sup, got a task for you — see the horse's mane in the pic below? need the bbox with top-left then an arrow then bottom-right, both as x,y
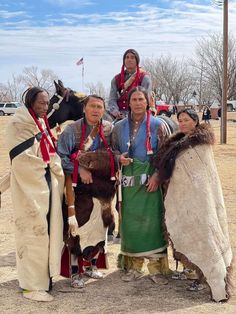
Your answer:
75,91 -> 86,98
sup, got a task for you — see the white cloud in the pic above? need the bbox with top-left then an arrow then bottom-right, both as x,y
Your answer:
1,1 -> 236,92
44,0 -> 95,7
0,10 -> 27,19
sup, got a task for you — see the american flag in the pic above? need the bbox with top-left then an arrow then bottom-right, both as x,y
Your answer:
76,57 -> 83,66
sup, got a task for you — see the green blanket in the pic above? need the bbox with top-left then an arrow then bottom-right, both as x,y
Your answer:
121,159 -> 167,256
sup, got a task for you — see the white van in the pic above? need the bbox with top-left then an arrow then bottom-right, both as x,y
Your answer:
227,100 -> 236,111
0,102 -> 22,116
211,100 -> 236,112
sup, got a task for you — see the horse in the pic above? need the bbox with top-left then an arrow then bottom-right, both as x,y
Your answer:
47,80 -> 85,129
48,80 -> 113,130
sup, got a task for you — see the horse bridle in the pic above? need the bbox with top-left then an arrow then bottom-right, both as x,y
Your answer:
47,87 -> 73,119
47,93 -> 64,118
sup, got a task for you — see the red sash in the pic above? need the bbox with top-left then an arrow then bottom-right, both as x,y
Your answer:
115,69 -> 146,111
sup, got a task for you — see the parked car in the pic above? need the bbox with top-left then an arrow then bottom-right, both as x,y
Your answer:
226,100 -> 236,111
155,100 -> 173,117
0,102 -> 22,116
211,100 -> 236,112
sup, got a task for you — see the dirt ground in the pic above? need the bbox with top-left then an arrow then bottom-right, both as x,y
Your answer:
0,114 -> 236,314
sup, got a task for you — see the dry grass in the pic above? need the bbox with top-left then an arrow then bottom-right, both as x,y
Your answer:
0,114 -> 236,313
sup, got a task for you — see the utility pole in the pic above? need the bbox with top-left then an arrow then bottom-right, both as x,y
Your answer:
221,0 -> 228,144
212,0 -> 228,143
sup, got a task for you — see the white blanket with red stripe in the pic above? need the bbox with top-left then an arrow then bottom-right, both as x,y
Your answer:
5,106 -> 65,291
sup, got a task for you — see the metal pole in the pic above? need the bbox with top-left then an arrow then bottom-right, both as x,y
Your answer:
82,64 -> 85,92
221,0 -> 228,144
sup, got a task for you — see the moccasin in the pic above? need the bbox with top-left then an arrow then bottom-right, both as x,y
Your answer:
23,291 -> 54,302
121,269 -> 145,282
149,274 -> 168,285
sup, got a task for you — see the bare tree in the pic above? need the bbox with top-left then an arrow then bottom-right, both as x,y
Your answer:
0,75 -> 25,102
142,56 -> 194,105
85,81 -> 106,99
190,56 -> 215,111
0,83 -> 9,101
192,33 -> 236,104
7,74 -> 26,102
18,66 -> 58,96
0,66 -> 59,102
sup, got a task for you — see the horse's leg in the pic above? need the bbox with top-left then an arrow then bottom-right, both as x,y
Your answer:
115,199 -> 121,240
70,254 -> 85,288
99,199 -> 114,227
107,221 -> 115,238
69,193 -> 93,288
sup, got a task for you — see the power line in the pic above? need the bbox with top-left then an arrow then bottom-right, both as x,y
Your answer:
211,0 -> 224,7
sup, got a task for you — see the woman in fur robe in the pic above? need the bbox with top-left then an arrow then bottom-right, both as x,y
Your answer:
154,108 -> 233,302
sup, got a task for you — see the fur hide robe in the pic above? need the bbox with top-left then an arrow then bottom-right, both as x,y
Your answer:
154,124 -> 233,302
63,150 -> 117,260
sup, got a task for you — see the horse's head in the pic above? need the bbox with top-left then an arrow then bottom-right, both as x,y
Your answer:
47,80 -> 86,128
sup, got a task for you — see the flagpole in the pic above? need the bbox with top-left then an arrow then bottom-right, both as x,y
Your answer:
82,63 -> 84,92
76,57 -> 84,92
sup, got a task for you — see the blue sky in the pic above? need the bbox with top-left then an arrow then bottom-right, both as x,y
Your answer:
1,0 -> 236,92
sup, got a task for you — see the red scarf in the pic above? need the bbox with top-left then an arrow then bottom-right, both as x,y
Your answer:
120,65 -> 140,91
71,121 -> 116,186
29,108 -> 56,164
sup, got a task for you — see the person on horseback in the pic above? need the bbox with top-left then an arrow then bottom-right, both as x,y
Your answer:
57,95 -> 116,289
108,49 -> 152,120
5,87 -> 64,302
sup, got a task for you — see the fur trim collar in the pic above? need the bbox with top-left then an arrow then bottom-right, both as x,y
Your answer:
153,124 -> 215,183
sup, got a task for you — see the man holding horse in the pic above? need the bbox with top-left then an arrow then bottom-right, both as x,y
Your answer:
108,49 -> 152,120
57,94 -> 116,288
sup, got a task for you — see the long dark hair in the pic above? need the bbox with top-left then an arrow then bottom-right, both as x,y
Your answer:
22,87 -> 48,109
